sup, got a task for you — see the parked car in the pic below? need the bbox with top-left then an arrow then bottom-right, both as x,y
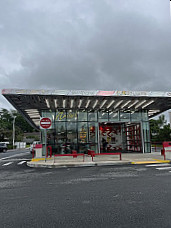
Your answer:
0,143 -> 7,152
30,141 -> 40,154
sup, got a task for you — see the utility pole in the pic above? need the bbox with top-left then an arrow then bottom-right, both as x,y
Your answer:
13,116 -> 16,149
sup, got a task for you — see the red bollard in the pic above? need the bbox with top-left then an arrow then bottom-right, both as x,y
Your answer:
88,149 -> 91,155
46,146 -> 52,157
72,150 -> 77,158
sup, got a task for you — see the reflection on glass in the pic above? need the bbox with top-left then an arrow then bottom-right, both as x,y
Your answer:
109,112 -> 118,121
78,122 -> 88,153
120,112 -> 130,121
131,112 -> 141,121
67,122 -> 77,152
78,122 -> 87,143
88,122 -> 97,143
55,122 -> 66,154
98,111 -> 108,122
88,111 -> 97,121
141,111 -> 148,121
78,110 -> 87,121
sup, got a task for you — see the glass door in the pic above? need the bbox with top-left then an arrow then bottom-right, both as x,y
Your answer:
99,123 -> 123,153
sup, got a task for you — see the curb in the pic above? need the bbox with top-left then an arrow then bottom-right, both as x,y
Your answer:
27,161 -> 131,168
27,158 -> 171,169
131,160 -> 171,165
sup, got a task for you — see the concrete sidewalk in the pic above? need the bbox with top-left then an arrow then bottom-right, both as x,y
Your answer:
27,152 -> 170,168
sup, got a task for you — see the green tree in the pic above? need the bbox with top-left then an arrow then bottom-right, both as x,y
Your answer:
150,115 -> 171,142
0,109 -> 34,142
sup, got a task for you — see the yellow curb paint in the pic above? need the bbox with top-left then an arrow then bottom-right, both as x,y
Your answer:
31,158 -> 53,162
131,160 -> 170,165
154,159 -> 170,163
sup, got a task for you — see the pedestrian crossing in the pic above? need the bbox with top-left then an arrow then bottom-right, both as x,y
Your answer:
1,160 -> 27,167
2,162 -> 13,166
145,163 -> 171,172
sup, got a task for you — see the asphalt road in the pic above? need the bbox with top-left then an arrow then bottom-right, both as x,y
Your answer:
0,150 -> 171,228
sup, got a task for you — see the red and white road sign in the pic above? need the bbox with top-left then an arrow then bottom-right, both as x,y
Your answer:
40,117 -> 52,129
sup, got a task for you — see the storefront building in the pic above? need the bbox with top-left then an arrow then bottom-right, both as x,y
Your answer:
2,89 -> 171,155
42,109 -> 149,154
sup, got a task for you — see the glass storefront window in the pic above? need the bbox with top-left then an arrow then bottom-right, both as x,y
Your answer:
40,106 -> 151,155
131,112 -> 141,121
88,111 -> 97,121
120,112 -> 130,122
55,122 -> 67,154
67,110 -> 77,121
56,122 -> 66,143
67,122 -> 77,152
78,122 -> 88,143
98,111 -> 108,122
109,112 -> 118,121
78,122 -> 88,153
78,110 -> 87,121
88,122 -> 98,143
55,111 -> 66,121
141,111 -> 148,121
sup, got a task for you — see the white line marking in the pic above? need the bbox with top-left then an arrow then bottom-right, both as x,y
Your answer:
146,164 -> 170,167
156,167 -> 171,170
17,161 -> 26,165
2,162 -> 13,166
0,152 -> 29,161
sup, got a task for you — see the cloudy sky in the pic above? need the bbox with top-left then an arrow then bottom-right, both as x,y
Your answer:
0,0 -> 171,110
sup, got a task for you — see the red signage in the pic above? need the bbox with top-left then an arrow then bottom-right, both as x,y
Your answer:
97,91 -> 115,96
40,117 -> 52,129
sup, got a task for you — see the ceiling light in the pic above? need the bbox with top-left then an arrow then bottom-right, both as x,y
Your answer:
85,99 -> 91,108
93,99 -> 98,109
100,100 -> 107,109
78,99 -> 82,108
54,99 -> 57,108
63,99 -> 66,108
121,100 -> 131,109
135,100 -> 146,109
45,99 -> 50,108
70,99 -> 74,109
107,100 -> 115,109
114,100 -> 123,109
142,100 -> 154,109
25,109 -> 39,113
128,100 -> 139,109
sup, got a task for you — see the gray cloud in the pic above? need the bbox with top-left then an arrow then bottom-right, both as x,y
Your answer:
0,0 -> 171,110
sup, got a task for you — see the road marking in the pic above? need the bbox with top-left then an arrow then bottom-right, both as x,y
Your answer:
17,161 -> 26,165
2,162 -> 13,166
146,164 -> 170,167
156,167 -> 171,170
0,152 -> 29,161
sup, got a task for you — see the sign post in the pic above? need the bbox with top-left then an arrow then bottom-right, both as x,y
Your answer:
40,117 -> 52,162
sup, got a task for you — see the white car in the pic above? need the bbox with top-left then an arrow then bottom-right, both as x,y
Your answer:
30,141 -> 40,153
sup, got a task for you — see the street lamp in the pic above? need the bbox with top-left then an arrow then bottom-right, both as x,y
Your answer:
13,116 -> 16,149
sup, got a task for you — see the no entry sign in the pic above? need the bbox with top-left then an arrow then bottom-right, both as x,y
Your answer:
40,117 -> 52,129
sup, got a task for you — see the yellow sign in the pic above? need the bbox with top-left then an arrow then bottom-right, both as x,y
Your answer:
55,111 -> 77,121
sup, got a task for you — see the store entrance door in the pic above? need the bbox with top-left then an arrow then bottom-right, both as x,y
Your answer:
99,122 -> 142,153
99,123 -> 123,153
124,123 -> 142,152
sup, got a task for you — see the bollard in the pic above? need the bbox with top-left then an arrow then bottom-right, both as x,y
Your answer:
46,146 -> 52,158
72,150 -> 77,158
